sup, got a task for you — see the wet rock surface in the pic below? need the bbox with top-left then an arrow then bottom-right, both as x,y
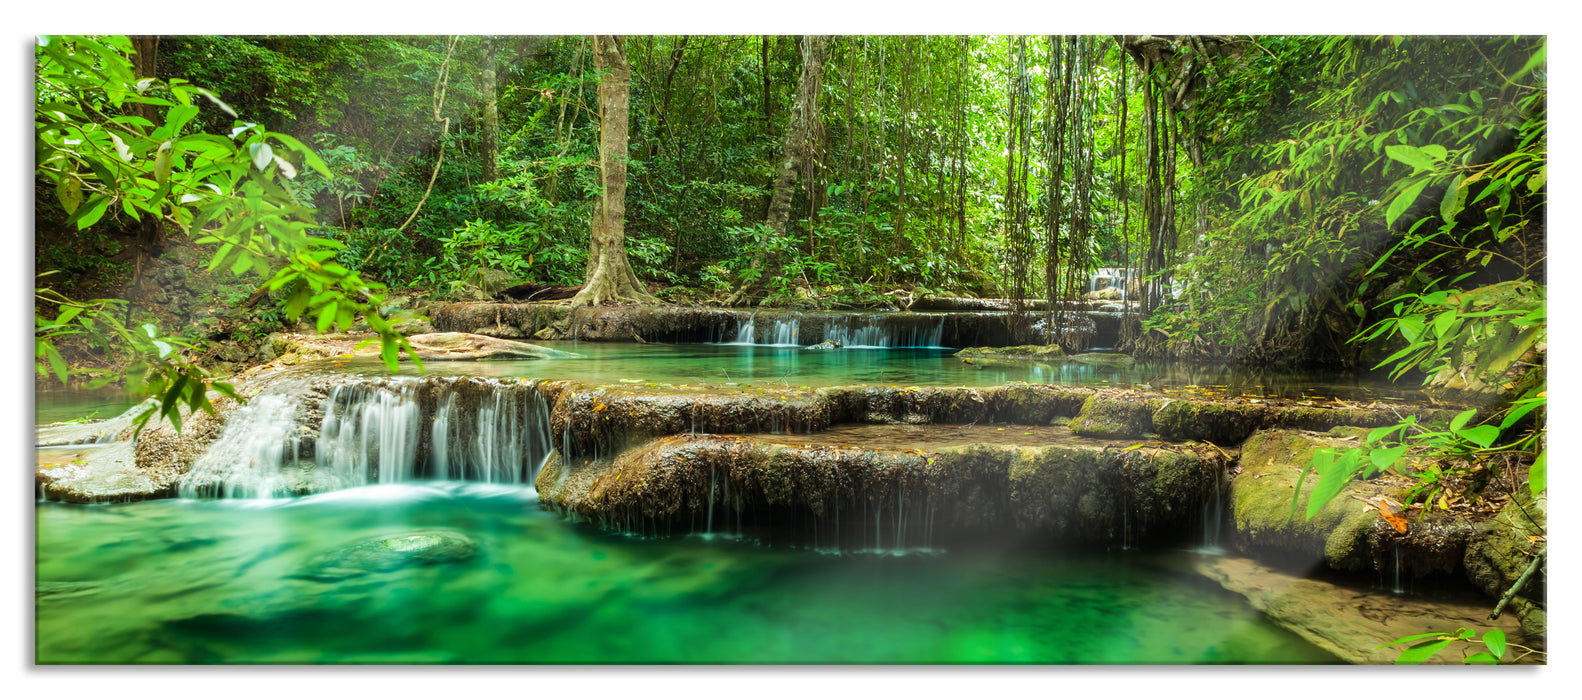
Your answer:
536,430 -> 1226,547
1191,555 -> 1541,664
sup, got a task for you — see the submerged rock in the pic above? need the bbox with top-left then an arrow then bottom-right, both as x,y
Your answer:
1069,352 -> 1136,368
1193,555 -> 1540,664
293,530 -> 478,582
954,344 -> 1066,363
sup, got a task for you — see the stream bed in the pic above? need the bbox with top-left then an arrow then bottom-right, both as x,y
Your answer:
35,482 -> 1338,664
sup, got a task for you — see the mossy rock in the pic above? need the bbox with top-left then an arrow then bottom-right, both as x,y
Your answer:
1231,429 -> 1404,571
954,344 -> 1067,362
1463,490 -> 1546,634
1152,400 -> 1268,445
1066,395 -> 1157,439
1069,352 -> 1136,368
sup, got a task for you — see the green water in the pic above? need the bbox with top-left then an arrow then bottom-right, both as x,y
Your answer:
34,387 -> 142,425
35,483 -> 1338,664
349,342 -> 1413,401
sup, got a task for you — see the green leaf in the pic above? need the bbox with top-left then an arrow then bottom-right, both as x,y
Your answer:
1378,632 -> 1451,648
70,195 -> 111,230
249,142 -> 274,172
153,340 -> 173,358
1482,629 -> 1506,659
1463,652 -> 1499,665
1440,174 -> 1467,223
1385,144 -> 1437,172
1369,445 -> 1409,470
42,342 -> 69,384
1395,638 -> 1454,664
1529,450 -> 1545,496
1456,425 -> 1500,449
315,301 -> 339,333
1306,451 -> 1359,519
1386,179 -> 1431,226
55,176 -> 84,214
1449,409 -> 1477,432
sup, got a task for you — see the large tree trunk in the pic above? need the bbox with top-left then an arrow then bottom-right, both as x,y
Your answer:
571,35 -> 657,307
480,36 -> 499,183
725,34 -> 832,307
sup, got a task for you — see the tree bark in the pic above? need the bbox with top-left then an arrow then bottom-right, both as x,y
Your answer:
129,35 -> 164,285
725,34 -> 832,307
480,36 -> 499,183
571,35 -> 657,307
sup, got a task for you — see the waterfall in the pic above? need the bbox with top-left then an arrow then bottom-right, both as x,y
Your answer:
316,382 -> 421,487
731,316 -> 756,344
178,389 -> 308,499
769,319 -> 800,346
825,315 -> 945,348
180,377 -> 554,498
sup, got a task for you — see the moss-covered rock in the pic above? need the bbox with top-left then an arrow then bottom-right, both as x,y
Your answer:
1463,490 -> 1546,635
539,433 -> 1225,548
1230,429 -> 1408,571
1152,400 -> 1267,444
1066,394 -> 1159,439
293,530 -> 478,582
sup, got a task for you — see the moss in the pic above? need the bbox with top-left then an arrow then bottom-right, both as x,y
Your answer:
1230,429 -> 1405,571
1463,491 -> 1546,605
1066,395 -> 1154,439
1152,400 -> 1267,444
984,384 -> 1093,425
1008,445 -> 1123,538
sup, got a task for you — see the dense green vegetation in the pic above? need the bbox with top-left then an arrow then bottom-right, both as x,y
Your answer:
35,33 -> 1544,495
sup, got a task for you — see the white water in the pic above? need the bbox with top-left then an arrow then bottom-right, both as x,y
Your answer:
181,378 -> 554,499
178,390 -> 308,499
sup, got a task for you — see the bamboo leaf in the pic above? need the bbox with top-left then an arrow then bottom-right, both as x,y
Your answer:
1529,450 -> 1545,496
1386,179 -> 1431,226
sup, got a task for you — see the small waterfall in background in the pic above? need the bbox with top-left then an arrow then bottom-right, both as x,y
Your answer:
769,319 -> 800,346
826,315 -> 945,348
731,315 -> 756,344
180,377 -> 554,498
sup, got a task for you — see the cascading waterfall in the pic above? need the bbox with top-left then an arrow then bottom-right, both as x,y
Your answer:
731,315 -> 756,344
181,377 -> 554,498
316,382 -> 421,487
825,315 -> 945,348
178,389 -> 308,499
770,319 -> 800,346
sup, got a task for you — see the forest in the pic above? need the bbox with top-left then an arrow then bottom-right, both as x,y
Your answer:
32,34 -> 1546,666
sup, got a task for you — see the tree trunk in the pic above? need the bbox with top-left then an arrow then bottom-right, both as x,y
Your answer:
480,36 -> 499,183
571,35 -> 657,307
129,35 -> 164,285
725,34 -> 832,307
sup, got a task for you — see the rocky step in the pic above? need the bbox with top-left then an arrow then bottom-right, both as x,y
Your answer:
535,431 -> 1230,549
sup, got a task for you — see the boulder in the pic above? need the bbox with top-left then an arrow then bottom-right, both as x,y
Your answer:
1229,428 -> 1406,571
1463,490 -> 1547,636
